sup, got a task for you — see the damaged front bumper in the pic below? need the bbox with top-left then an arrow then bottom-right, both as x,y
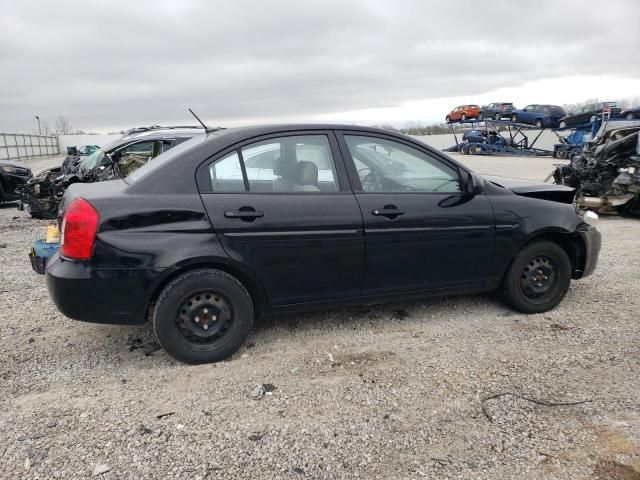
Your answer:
576,220 -> 601,278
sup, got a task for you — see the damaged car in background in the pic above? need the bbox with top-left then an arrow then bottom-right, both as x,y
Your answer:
550,125 -> 640,216
18,126 -> 203,219
0,162 -> 32,204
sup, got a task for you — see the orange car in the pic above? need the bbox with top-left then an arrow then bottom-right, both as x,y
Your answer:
445,105 -> 481,123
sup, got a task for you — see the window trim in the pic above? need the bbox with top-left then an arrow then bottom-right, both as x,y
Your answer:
335,130 -> 467,195
196,130 -> 352,194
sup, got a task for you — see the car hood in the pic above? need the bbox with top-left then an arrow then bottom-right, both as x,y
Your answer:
483,175 -> 576,204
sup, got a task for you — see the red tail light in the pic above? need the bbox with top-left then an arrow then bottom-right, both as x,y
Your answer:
60,198 -> 100,260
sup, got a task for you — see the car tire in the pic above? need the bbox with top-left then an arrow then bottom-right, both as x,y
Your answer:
153,268 -> 253,364
626,112 -> 635,120
500,240 -> 571,314
446,116 -> 451,123
556,146 -> 568,159
494,112 -> 501,120
0,183 -> 4,204
461,113 -> 467,121
478,113 -> 484,121
535,119 -> 544,129
510,114 -> 518,123
558,121 -> 567,129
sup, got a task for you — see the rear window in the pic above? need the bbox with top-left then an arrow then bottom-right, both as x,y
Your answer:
126,135 -> 205,183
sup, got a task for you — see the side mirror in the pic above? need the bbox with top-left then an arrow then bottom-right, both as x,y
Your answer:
466,171 -> 484,195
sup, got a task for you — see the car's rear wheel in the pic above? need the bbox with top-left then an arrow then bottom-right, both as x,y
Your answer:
535,119 -> 544,129
510,114 -> 518,123
446,115 -> 451,123
500,241 -> 571,314
558,121 -> 567,129
461,113 -> 467,121
626,112 -> 635,120
153,269 -> 253,364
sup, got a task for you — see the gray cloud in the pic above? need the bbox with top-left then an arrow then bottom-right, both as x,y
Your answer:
1,0 -> 639,132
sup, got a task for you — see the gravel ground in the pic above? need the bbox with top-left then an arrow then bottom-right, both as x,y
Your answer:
1,154 -> 639,479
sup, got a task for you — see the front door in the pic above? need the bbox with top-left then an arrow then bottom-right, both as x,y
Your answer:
198,132 -> 364,306
337,132 -> 495,295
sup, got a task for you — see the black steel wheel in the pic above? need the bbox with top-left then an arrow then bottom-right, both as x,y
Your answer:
500,241 -> 571,313
153,269 -> 253,364
518,255 -> 558,302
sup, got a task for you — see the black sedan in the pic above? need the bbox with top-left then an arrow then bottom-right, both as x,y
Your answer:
558,102 -> 621,129
45,124 -> 601,363
0,162 -> 32,203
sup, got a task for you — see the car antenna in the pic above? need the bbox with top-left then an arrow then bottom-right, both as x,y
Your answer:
188,108 -> 223,133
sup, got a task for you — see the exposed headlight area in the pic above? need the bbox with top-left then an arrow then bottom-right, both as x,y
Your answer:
582,210 -> 599,227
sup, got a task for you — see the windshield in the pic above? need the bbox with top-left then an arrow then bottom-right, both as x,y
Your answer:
126,134 -> 206,183
77,150 -> 105,173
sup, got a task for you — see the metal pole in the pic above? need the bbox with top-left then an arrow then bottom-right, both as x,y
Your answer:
35,115 -> 41,135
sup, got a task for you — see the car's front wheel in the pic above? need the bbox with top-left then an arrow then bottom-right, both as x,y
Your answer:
494,112 -> 501,120
558,121 -> 567,129
461,113 -> 467,121
500,241 -> 571,314
535,119 -> 544,129
510,114 -> 518,123
153,269 -> 253,364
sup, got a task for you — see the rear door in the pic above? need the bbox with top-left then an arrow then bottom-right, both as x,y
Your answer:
197,131 -> 365,306
337,132 -> 495,295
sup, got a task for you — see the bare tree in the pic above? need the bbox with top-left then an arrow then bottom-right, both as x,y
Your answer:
54,116 -> 73,135
41,120 -> 52,135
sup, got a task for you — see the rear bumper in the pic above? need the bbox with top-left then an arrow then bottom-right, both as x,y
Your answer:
578,225 -> 601,278
45,252 -> 167,325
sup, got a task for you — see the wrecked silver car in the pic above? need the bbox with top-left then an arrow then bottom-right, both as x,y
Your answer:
18,126 -> 203,219
551,125 -> 640,216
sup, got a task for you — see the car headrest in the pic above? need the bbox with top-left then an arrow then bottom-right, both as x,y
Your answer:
293,161 -> 318,186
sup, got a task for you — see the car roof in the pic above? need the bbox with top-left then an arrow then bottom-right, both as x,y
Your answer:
126,123 -> 471,195
120,127 -> 204,142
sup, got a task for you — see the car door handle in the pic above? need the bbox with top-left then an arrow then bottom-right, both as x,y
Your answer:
224,208 -> 264,220
371,206 -> 404,218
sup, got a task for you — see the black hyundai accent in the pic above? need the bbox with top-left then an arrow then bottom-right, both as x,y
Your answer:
45,124 -> 601,364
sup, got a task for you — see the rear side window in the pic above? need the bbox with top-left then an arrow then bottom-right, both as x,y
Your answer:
207,135 -> 339,193
209,152 -> 245,192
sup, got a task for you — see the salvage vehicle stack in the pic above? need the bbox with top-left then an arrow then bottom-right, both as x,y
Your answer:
18,125 -> 203,219
551,124 -> 640,216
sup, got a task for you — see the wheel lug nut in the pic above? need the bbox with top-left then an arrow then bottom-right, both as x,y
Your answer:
194,316 -> 200,323
212,315 -> 217,321
204,308 -> 208,313
203,324 -> 209,330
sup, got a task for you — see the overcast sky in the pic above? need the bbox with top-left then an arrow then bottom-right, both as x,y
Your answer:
1,0 -> 639,133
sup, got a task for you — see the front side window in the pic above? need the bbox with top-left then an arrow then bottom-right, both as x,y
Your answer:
344,135 -> 461,193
